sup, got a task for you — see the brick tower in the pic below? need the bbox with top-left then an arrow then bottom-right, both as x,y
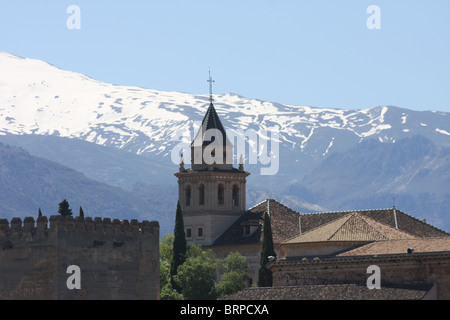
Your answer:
174,73 -> 250,245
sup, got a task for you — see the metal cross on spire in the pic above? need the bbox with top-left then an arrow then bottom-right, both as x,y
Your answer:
207,69 -> 215,104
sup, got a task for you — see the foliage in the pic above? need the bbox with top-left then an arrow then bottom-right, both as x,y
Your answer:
216,252 -> 248,297
160,259 -> 184,300
258,210 -> 276,287
160,282 -> 184,300
174,244 -> 218,300
216,271 -> 246,297
160,233 -> 174,264
160,236 -> 248,300
222,251 -> 248,274
170,201 -> 186,293
159,234 -> 179,300
58,199 -> 73,217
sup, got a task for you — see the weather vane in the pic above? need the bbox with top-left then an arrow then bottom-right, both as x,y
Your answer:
207,69 -> 215,104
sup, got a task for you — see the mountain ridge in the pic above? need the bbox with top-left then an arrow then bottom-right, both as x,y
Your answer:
286,135 -> 450,230
0,141 -> 178,234
1,52 -> 449,232
2,52 -> 449,161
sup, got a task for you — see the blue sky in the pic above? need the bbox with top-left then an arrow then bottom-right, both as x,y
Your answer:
1,1 -> 449,112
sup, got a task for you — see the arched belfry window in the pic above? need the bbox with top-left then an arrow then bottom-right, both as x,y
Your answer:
199,184 -> 205,205
185,185 -> 191,207
218,184 -> 224,205
232,184 -> 239,207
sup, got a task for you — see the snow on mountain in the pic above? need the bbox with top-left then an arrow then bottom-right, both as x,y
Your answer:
1,52 -> 450,166
2,52 -> 450,231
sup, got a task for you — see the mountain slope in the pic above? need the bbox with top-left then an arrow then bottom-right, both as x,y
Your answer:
0,141 -> 319,235
1,52 -> 450,232
0,142 -> 175,235
0,133 -> 174,187
286,136 -> 450,230
1,52 -> 450,188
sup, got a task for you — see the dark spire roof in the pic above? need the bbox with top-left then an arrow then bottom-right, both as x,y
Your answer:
192,102 -> 231,147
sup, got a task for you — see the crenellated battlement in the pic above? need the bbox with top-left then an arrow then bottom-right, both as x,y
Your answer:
0,215 -> 159,249
0,214 -> 160,299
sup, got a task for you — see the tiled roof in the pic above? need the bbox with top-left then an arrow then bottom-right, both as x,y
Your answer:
285,212 -> 414,244
211,199 -> 449,247
212,199 -> 300,246
300,208 -> 448,238
220,283 -> 433,300
338,237 -> 450,256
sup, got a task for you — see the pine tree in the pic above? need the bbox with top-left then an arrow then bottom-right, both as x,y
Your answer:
38,208 -> 43,218
170,201 -> 187,293
258,204 -> 276,287
79,206 -> 85,219
58,199 -> 73,217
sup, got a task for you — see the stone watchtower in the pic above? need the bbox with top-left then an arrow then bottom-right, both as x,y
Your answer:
174,74 -> 250,246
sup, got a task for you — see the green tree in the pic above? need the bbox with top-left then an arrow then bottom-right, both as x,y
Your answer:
258,210 -> 276,287
175,244 -> 218,300
160,283 -> 184,300
159,234 -> 184,300
170,201 -> 186,293
58,199 -> 72,217
79,206 -> 85,219
38,208 -> 43,218
217,252 -> 248,297
160,236 -> 249,300
160,233 -> 175,264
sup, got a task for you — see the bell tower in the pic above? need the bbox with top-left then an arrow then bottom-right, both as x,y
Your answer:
174,72 -> 250,245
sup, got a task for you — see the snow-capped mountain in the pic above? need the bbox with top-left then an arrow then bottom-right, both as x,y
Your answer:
1,52 -> 450,231
1,51 -> 449,171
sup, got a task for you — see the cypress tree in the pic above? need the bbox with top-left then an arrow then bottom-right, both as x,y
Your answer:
38,208 -> 43,218
79,206 -> 85,219
58,199 -> 73,217
258,203 -> 276,287
170,201 -> 187,293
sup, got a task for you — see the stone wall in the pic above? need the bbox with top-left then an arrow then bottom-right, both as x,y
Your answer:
269,253 -> 450,300
0,215 -> 159,300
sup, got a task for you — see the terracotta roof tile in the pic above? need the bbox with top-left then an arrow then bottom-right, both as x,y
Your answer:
286,212 -> 415,244
212,199 -> 449,247
338,237 -> 450,256
213,199 -> 301,246
220,283 -> 433,300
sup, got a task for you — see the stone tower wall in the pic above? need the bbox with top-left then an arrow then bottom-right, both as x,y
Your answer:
0,215 -> 159,300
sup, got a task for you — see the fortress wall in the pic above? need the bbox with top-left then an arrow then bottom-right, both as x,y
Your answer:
0,215 -> 159,300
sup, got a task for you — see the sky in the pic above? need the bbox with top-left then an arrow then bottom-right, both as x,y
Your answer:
0,0 -> 449,112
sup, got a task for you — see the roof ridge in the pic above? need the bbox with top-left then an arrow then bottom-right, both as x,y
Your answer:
284,213 -> 353,243
357,214 -> 392,239
328,212 -> 388,241
359,213 -> 418,239
375,236 -> 450,242
327,213 -> 358,241
248,199 -> 269,211
271,199 -> 303,216
392,208 -> 450,236
248,198 -> 302,216
300,208 -> 392,215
